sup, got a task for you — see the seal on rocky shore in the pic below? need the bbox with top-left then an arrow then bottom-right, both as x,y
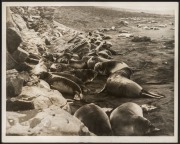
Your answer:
74,103 -> 112,136
99,68 -> 164,98
110,102 -> 160,136
94,61 -> 129,76
66,69 -> 98,83
39,72 -> 83,100
50,72 -> 89,92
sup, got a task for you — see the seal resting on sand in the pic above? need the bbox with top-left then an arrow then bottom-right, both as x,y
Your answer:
39,72 -> 83,100
94,61 -> 130,76
110,102 -> 160,136
74,103 -> 112,136
99,67 -> 164,98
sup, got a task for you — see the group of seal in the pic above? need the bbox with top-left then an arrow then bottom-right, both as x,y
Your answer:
71,30 -> 164,136
36,28 -> 164,136
37,30 -> 118,100
74,102 -> 160,136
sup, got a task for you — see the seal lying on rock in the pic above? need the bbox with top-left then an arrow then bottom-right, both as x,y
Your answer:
99,68 -> 164,98
50,72 -> 89,92
94,61 -> 130,76
74,103 -> 112,136
110,102 -> 160,136
39,72 -> 83,100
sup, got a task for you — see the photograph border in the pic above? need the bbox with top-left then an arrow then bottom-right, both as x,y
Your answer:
1,1 -> 179,143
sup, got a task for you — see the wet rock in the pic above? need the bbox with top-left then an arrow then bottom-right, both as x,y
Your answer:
6,69 -> 24,97
7,27 -> 22,53
11,47 -> 29,63
6,106 -> 94,136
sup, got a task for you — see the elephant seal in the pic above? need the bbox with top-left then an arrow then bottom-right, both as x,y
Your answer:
99,68 -> 164,98
74,103 -> 112,136
66,69 -> 98,83
50,72 -> 89,92
39,72 -> 83,100
110,102 -> 160,136
87,56 -> 111,69
98,50 -> 113,59
94,61 -> 129,76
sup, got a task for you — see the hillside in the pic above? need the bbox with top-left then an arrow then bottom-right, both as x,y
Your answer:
54,6 -> 172,31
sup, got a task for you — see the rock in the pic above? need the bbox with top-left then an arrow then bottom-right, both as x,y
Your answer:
18,71 -> 30,83
31,60 -> 47,75
11,47 -> 29,63
37,79 -> 50,89
6,106 -> 94,136
6,69 -> 24,97
132,36 -> 151,42
7,27 -> 22,53
11,13 -> 28,31
6,51 -> 18,70
6,7 -> 16,28
20,30 -> 46,55
6,111 -> 36,136
17,86 -> 67,110
16,62 -> 34,72
6,98 -> 34,111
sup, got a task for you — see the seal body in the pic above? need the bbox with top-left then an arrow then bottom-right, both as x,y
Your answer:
51,72 -> 88,92
110,102 -> 158,136
94,61 -> 129,75
106,72 -> 142,98
74,103 -> 112,136
40,72 -> 83,100
102,68 -> 164,98
66,69 -> 98,83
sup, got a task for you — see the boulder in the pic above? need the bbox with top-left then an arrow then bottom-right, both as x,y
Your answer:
37,79 -> 50,89
31,60 -> 47,75
6,106 -> 94,136
6,51 -> 18,70
6,69 -> 24,97
6,7 -> 16,28
11,13 -> 28,31
17,86 -> 67,110
7,27 -> 22,53
16,62 -> 34,72
11,47 -> 29,63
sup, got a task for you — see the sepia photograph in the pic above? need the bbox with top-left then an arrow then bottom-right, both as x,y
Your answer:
2,2 -> 178,143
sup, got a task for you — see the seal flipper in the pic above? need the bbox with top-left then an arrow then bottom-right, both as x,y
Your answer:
141,89 -> 165,99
